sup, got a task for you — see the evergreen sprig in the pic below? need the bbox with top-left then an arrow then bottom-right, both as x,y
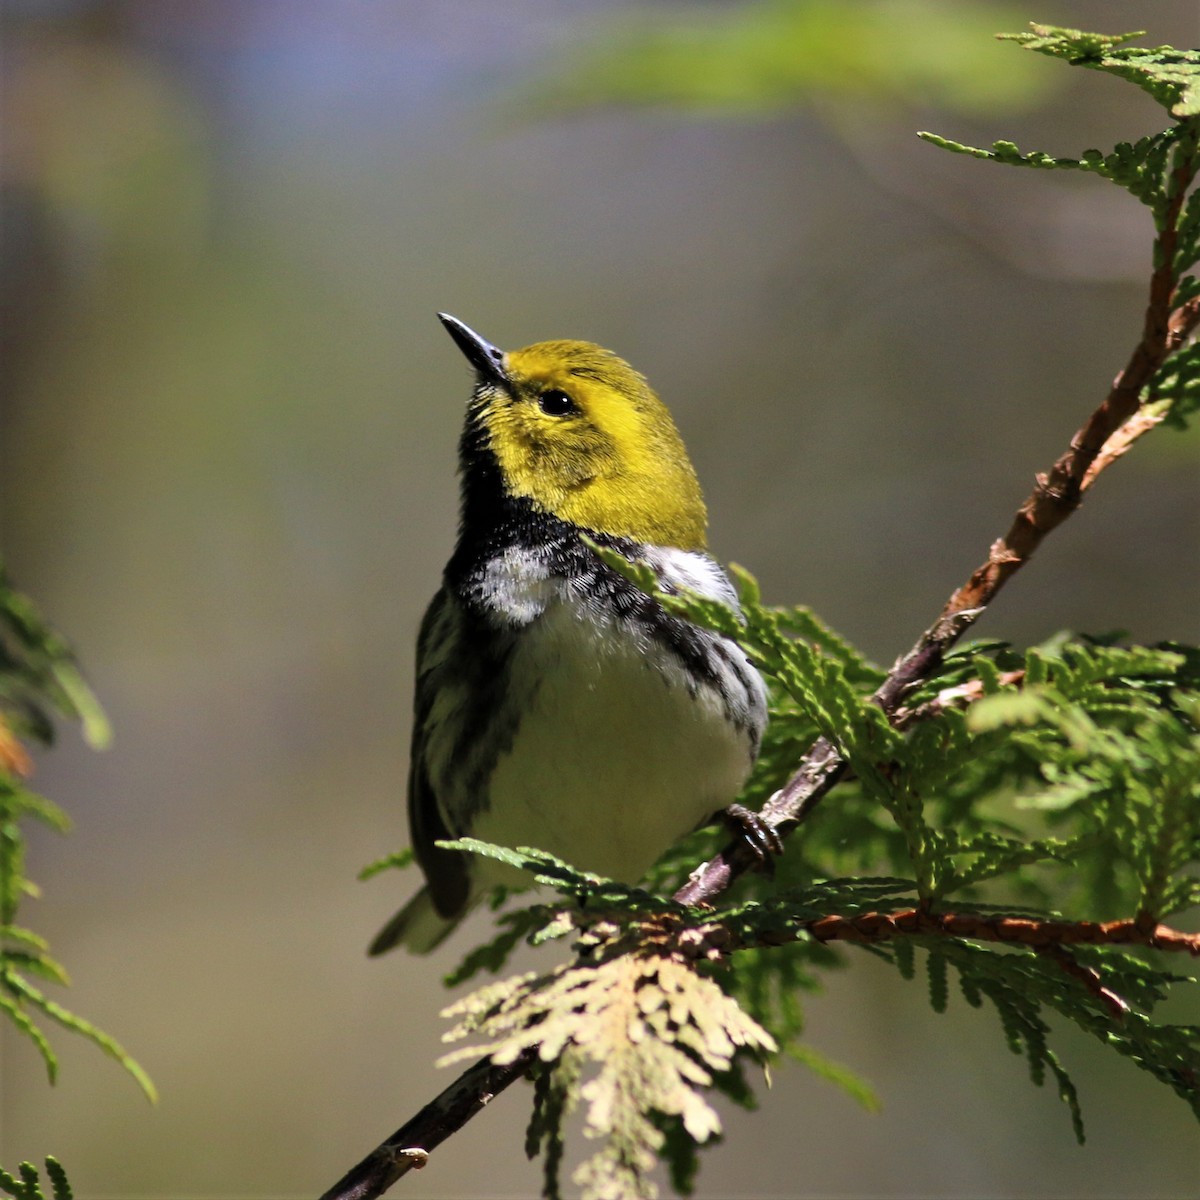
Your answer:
0,567 -> 155,1101
0,1158 -> 73,1200
1000,24 -> 1200,117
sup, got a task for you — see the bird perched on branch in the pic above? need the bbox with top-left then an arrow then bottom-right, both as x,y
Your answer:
369,315 -> 768,954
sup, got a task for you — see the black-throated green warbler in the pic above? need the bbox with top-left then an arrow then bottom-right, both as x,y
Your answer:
369,315 -> 768,954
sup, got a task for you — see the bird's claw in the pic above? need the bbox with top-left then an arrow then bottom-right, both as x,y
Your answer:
722,803 -> 784,874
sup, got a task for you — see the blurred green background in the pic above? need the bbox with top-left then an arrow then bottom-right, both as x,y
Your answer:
3,1 -> 1198,1195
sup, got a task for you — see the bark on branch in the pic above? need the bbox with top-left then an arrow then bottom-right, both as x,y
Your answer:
799,909 -> 1200,956
316,1056 -> 530,1200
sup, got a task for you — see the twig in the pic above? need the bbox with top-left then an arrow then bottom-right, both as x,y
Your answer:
892,669 -> 1026,729
797,908 -> 1200,956
659,906 -> 1200,962
1037,945 -> 1131,1021
316,1055 -> 530,1200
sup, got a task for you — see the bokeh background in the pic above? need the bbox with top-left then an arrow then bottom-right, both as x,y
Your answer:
3,0 -> 1199,1195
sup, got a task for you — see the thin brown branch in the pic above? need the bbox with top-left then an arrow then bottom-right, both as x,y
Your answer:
316,1054 -> 531,1200
796,908 -> 1200,956
892,669 -> 1026,730
666,907 -> 1200,961
1037,944 -> 1131,1020
1080,407 -> 1168,487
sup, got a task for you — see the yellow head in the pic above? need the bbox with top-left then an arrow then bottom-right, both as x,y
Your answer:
440,314 -> 707,551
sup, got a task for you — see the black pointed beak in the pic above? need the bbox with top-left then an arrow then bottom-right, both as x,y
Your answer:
437,313 -> 507,384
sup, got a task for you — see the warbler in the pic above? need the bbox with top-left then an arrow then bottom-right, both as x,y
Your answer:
369,315 -> 768,954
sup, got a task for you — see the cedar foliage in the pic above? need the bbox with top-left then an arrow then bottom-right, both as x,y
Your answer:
0,569 -> 153,1102
0,571 -> 154,1194
0,1157 -> 72,1200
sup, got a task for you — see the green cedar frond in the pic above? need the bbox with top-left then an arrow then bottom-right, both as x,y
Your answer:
999,25 -> 1200,118
356,846 -> 414,881
729,564 -> 885,690
916,130 -> 1182,212
0,777 -> 70,835
782,1041 -> 880,1113
0,925 -> 51,953
41,1162 -> 70,1200
1153,339 -> 1200,428
438,837 -> 659,910
0,985 -> 58,1083
1,970 -> 157,1103
0,1158 -> 73,1200
1,948 -> 70,988
922,28 -> 1200,263
892,938 -> 1200,1138
1,563 -> 157,1103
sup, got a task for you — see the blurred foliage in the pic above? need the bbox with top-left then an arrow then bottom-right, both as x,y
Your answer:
0,1157 -> 72,1200
375,27 -> 1200,1200
1,26 -> 209,264
522,0 -> 1056,117
0,566 -> 154,1101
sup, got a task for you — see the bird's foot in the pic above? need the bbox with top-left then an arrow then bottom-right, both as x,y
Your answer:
721,803 -> 784,874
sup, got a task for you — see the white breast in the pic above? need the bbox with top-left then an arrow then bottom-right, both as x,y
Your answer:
470,549 -> 763,886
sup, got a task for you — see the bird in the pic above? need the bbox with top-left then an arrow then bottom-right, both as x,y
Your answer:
368,314 -> 769,954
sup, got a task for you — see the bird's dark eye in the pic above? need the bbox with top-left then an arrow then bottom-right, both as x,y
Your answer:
538,389 -> 577,417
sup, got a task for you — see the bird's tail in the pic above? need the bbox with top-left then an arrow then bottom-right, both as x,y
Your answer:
368,885 -> 462,956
